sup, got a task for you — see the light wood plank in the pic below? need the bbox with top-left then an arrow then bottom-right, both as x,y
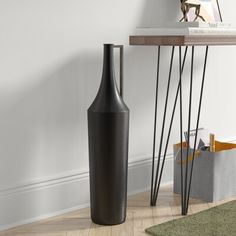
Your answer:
111,212 -> 134,236
88,224 -> 111,236
1,186 -> 235,236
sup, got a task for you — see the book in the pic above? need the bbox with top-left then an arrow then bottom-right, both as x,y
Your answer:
184,128 -> 210,150
148,22 -> 232,28
135,27 -> 236,36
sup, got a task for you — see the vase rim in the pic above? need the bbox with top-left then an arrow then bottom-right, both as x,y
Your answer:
103,43 -> 114,46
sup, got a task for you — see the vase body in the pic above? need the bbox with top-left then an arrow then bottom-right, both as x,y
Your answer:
87,44 -> 129,225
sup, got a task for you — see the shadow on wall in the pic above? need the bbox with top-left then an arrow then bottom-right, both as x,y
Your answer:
0,53 -> 103,187
139,0 -> 180,27
0,0 -> 183,185
0,0 -> 183,208
0,1 -> 181,187
0,0 -> 182,224
127,0 -> 183,156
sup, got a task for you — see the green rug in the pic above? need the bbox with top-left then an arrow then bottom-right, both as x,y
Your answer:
146,200 -> 236,236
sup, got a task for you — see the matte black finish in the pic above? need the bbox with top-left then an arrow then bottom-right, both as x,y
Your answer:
149,46 -> 208,215
153,47 -> 189,206
113,45 -> 124,98
179,46 -> 184,215
178,46 -> 209,215
150,46 -> 161,206
183,46 -> 209,215
150,46 -> 188,206
87,44 -> 129,225
152,46 -> 175,204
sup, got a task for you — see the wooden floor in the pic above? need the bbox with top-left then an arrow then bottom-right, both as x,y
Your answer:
1,185 -> 236,236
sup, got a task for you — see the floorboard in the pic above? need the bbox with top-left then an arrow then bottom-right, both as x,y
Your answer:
1,185 -> 235,236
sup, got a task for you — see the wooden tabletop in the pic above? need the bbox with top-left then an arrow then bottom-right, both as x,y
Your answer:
129,35 -> 236,46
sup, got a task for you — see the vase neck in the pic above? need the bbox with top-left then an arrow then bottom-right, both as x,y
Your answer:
101,44 -> 117,88
87,44 -> 128,112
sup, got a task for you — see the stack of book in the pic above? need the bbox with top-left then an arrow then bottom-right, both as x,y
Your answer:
135,22 -> 236,35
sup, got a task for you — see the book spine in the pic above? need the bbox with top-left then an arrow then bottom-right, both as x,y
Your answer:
135,28 -> 236,36
187,28 -> 236,35
173,22 -> 232,28
210,134 -> 215,152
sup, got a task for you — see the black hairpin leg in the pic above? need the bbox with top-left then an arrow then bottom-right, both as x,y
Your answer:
181,46 -> 209,215
179,46 -> 184,214
150,46 -> 188,206
150,45 -> 209,215
152,46 -> 175,205
150,46 -> 161,206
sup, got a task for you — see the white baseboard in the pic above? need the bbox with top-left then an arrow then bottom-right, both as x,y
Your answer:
0,154 -> 173,231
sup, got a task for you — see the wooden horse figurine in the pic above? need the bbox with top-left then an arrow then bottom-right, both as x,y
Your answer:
179,0 -> 206,22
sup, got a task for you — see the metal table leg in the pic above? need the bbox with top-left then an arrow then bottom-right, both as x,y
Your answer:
180,46 -> 209,215
150,45 -> 209,216
150,46 -> 188,206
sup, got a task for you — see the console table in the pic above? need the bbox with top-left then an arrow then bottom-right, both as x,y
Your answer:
129,35 -> 236,215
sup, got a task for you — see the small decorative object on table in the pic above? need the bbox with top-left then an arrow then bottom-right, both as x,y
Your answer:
179,0 -> 222,22
87,44 -> 129,225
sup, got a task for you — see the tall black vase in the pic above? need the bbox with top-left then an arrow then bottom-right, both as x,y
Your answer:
87,44 -> 129,225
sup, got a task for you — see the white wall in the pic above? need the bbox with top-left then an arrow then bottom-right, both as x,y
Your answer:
0,0 -> 236,230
